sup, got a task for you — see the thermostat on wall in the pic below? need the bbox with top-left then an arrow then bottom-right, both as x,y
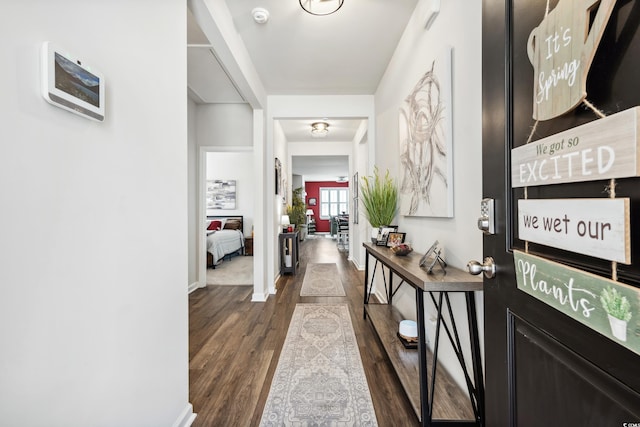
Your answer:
41,41 -> 105,122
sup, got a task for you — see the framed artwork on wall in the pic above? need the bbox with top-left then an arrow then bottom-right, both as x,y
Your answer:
399,47 -> 454,218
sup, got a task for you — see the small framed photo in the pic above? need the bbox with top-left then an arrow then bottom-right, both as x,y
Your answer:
386,232 -> 406,247
376,225 -> 398,246
308,197 -> 317,206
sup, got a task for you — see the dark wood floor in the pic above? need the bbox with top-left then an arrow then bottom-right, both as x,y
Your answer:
189,235 -> 420,426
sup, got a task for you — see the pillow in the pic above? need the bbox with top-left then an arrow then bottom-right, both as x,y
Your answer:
223,219 -> 241,230
208,220 -> 222,231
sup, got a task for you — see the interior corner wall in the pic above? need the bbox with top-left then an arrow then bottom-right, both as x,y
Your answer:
374,0 -> 484,391
0,2 -> 191,426
188,97 -> 198,287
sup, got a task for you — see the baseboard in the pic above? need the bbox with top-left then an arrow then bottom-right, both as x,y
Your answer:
188,281 -> 203,294
252,292 -> 269,302
172,403 -> 196,427
350,258 -> 365,271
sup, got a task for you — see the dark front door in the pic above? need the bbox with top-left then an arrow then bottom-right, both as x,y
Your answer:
482,0 -> 640,425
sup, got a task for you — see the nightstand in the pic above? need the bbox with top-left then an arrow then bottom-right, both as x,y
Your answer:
244,237 -> 254,256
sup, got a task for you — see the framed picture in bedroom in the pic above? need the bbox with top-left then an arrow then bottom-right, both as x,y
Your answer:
206,179 -> 237,209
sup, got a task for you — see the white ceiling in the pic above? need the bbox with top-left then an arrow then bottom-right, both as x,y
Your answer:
188,0 -> 418,177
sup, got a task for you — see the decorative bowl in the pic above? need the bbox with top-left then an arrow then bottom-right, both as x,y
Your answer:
390,243 -> 413,256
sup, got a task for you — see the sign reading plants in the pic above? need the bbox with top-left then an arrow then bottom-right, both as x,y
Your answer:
511,107 -> 640,187
514,251 -> 640,355
518,198 -> 630,263
527,0 -> 617,120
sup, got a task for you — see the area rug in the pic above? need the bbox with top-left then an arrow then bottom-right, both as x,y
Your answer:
206,255 -> 253,285
260,304 -> 378,426
300,263 -> 346,297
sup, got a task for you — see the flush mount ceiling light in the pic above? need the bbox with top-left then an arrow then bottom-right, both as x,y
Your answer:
311,121 -> 329,137
299,0 -> 344,16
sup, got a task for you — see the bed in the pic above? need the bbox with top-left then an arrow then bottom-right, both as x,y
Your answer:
206,216 -> 245,268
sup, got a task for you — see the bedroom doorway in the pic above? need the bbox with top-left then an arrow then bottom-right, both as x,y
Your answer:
198,147 -> 255,290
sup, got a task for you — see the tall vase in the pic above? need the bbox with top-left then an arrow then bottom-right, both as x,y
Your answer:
371,226 -> 379,243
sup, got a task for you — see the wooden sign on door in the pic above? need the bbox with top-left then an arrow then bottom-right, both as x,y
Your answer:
518,198 -> 630,264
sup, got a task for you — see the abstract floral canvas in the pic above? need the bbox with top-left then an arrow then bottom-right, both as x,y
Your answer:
399,47 -> 453,217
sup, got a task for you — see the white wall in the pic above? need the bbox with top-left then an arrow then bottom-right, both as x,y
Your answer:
196,103 -> 253,147
206,152 -> 255,235
374,0 -> 484,391
0,1 -> 193,426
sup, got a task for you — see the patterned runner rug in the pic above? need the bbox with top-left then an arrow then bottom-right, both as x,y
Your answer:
300,263 -> 346,296
260,304 -> 378,426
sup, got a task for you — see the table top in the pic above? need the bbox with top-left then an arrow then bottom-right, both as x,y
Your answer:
363,242 -> 483,292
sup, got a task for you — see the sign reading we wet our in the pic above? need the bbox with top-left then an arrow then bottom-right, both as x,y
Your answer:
518,198 -> 630,264
512,107 -> 640,187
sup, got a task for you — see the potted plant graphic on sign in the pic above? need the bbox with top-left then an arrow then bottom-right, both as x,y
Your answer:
600,286 -> 632,342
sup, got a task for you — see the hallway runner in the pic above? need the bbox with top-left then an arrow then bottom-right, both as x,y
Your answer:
259,303 -> 378,426
300,263 -> 346,297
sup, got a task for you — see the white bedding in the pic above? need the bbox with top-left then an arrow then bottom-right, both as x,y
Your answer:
207,229 -> 245,265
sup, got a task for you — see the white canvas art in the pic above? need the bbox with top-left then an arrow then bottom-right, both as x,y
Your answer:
206,179 -> 237,209
399,47 -> 453,217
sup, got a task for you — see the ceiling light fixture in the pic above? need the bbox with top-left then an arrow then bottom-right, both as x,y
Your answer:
299,0 -> 344,16
310,121 -> 329,137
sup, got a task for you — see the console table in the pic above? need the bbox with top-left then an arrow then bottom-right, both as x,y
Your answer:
363,242 -> 484,426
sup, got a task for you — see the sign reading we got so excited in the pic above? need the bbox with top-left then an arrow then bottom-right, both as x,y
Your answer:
511,107 -> 640,187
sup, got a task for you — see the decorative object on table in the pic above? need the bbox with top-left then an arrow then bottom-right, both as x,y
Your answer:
399,47 -> 453,218
386,232 -> 406,247
206,179 -> 236,209
376,225 -> 398,246
391,243 -> 413,256
361,166 -> 398,242
281,214 -> 291,233
419,240 -> 447,273
397,319 -> 418,349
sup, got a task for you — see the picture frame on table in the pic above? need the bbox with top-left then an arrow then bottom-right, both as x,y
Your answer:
376,225 -> 398,246
386,232 -> 406,247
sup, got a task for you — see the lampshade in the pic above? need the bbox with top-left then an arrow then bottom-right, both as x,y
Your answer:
311,121 -> 329,137
305,209 -> 314,216
299,0 -> 344,16
281,215 -> 290,225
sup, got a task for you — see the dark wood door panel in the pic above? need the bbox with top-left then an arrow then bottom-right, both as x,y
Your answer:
509,312 -> 640,426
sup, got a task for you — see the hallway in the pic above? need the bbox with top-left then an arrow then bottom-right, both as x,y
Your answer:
188,235 -> 419,426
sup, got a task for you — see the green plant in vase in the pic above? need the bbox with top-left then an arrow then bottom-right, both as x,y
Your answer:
287,187 -> 307,239
360,167 -> 398,242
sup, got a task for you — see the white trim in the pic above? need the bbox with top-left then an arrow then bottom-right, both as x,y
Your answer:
188,281 -> 203,294
251,292 -> 269,302
172,403 -> 196,427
